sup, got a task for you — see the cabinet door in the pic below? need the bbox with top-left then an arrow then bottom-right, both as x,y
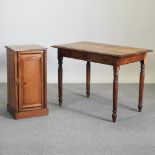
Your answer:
18,52 -> 44,111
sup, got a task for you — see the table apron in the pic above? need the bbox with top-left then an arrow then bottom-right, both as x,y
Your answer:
58,49 -> 147,66
118,53 -> 146,65
58,49 -> 116,65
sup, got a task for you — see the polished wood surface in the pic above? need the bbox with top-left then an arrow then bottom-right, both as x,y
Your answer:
7,104 -> 48,119
53,42 -> 152,122
53,41 -> 152,57
6,49 -> 18,113
138,60 -> 145,112
86,61 -> 90,98
6,45 -> 48,119
58,50 -> 63,106
18,53 -> 44,111
112,65 -> 120,122
6,44 -> 47,52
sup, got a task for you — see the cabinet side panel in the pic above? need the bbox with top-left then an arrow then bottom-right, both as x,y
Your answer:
43,50 -> 47,108
7,50 -> 18,112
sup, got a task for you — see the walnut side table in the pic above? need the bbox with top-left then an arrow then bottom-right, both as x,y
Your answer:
52,41 -> 152,122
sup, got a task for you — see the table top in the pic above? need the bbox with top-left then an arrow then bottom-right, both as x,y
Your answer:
53,41 -> 152,57
5,44 -> 47,52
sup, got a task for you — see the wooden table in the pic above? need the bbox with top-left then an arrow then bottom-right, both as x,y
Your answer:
52,42 -> 152,122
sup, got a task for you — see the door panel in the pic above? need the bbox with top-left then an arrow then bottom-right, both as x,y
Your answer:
18,53 -> 44,111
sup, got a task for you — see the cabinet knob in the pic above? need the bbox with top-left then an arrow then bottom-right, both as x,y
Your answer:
16,80 -> 21,86
16,80 -> 26,86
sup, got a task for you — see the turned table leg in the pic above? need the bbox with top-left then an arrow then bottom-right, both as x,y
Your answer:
138,60 -> 145,112
112,65 -> 120,122
58,52 -> 63,106
86,61 -> 91,98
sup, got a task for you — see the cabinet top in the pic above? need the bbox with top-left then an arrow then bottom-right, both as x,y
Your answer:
5,44 -> 47,52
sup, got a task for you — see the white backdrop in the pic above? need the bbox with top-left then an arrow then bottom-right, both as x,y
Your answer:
0,0 -> 155,83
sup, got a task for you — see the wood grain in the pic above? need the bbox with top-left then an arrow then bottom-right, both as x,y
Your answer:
112,65 -> 120,122
86,61 -> 90,98
5,44 -> 47,52
138,60 -> 145,112
6,50 -> 18,112
52,42 -> 152,57
53,41 -> 153,122
18,53 -> 44,111
58,50 -> 63,106
6,45 -> 48,119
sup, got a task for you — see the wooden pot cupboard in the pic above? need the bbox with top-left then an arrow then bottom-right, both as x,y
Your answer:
6,45 -> 48,119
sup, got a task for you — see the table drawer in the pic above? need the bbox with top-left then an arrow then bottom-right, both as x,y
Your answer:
70,51 -> 84,60
60,49 -> 114,65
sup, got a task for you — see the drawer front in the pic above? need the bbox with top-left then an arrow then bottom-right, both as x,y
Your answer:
18,52 -> 44,111
60,49 -> 114,65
